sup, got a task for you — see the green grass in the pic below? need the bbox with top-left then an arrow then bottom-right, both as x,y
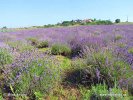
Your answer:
55,55 -> 71,70
7,41 -> 34,52
38,48 -> 51,53
115,22 -> 133,25
79,83 -> 132,100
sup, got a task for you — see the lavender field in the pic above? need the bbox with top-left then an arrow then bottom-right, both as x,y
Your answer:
0,25 -> 133,99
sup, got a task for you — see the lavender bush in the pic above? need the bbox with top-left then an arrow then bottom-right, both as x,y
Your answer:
3,50 -> 61,98
51,43 -> 71,57
0,48 -> 13,69
7,41 -> 34,53
83,46 -> 133,87
36,40 -> 49,48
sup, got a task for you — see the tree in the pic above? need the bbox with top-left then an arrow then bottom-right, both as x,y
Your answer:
2,26 -> 7,29
115,19 -> 121,23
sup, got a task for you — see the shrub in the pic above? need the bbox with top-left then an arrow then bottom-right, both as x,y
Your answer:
88,20 -> 113,25
113,61 -> 132,80
69,38 -> 83,57
128,83 -> 133,96
36,41 -> 49,48
7,41 -> 34,52
20,45 -> 34,52
65,56 -> 108,86
0,48 -> 13,95
90,84 -> 110,100
61,21 -> 71,26
80,84 -> 110,100
71,58 -> 87,70
27,37 -> 39,46
55,55 -> 71,70
78,47 -> 133,87
51,43 -> 71,57
63,58 -> 88,86
82,48 -> 114,86
128,48 -> 133,54
117,43 -> 126,48
65,46 -> 133,90
81,83 -> 129,100
71,45 -> 82,57
7,58 -> 61,99
91,84 -> 127,100
34,91 -> 44,100
114,35 -> 122,41
0,48 -> 13,68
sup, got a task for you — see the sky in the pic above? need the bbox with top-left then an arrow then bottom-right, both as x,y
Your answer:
0,0 -> 133,28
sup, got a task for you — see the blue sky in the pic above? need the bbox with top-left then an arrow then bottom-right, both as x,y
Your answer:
0,0 -> 133,28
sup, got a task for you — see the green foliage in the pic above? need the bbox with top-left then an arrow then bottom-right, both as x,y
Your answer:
1,26 -> 8,32
80,84 -> 109,100
88,20 -> 113,25
64,47 -> 133,93
38,48 -> 51,54
0,94 -> 3,100
71,58 -> 87,70
91,84 -> 109,99
80,83 -> 129,100
27,37 -> 39,46
51,43 -> 71,57
11,58 -> 61,98
0,89 -> 3,99
43,24 -> 55,28
34,91 -> 44,100
0,48 -> 13,67
61,19 -> 113,26
2,26 -> 7,29
82,48 -> 133,87
55,55 -> 71,70
114,35 -> 122,41
20,44 -> 34,52
7,41 -> 34,52
60,20 -> 81,26
27,38 -> 49,49
80,86 -> 91,100
66,53 -> 112,86
32,19 -> 113,28
128,48 -> 133,54
90,84 -> 127,100
0,49 -> 13,93
115,19 -> 121,23
61,21 -> 71,26
36,41 -> 49,48
47,85 -> 79,100
112,61 -> 132,83
84,50 -> 114,85
117,43 -> 126,48
9,84 -> 28,99
71,45 -> 82,57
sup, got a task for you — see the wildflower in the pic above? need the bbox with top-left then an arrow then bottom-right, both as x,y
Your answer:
38,64 -> 42,67
96,68 -> 100,81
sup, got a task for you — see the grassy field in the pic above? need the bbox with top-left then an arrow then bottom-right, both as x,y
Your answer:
0,25 -> 133,100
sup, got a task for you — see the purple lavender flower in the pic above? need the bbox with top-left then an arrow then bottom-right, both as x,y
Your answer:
96,68 -> 100,81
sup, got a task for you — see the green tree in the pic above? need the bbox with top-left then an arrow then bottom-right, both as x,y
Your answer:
115,19 -> 121,23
